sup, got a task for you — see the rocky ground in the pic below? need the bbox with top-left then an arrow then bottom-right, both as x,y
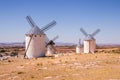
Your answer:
0,51 -> 120,80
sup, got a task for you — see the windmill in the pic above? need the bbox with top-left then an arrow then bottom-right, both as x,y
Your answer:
25,16 -> 56,58
46,35 -> 59,56
76,39 -> 81,53
80,28 -> 100,53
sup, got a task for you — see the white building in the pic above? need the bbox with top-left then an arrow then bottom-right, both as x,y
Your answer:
25,16 -> 56,58
46,45 -> 56,56
80,28 -> 100,54
83,35 -> 95,53
25,26 -> 46,58
76,39 -> 81,53
76,45 -> 81,53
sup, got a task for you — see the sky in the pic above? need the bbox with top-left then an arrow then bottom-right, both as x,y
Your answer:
0,0 -> 120,44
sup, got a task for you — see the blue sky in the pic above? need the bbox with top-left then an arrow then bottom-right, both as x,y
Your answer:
0,0 -> 120,44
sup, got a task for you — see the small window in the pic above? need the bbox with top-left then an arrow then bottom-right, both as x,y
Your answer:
34,35 -> 37,37
40,35 -> 41,37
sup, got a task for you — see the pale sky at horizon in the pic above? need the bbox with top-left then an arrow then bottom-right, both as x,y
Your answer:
0,0 -> 120,44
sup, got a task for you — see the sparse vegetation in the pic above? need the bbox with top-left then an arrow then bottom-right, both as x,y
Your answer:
31,75 -> 35,78
65,61 -> 68,63
7,60 -> 13,62
112,49 -> 120,53
10,52 -> 18,57
0,46 -> 120,80
17,71 -> 25,74
0,49 -> 6,53
36,63 -> 43,66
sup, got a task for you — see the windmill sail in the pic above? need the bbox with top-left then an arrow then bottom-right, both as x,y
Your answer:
79,39 -> 81,45
91,29 -> 100,37
41,20 -> 56,32
80,28 -> 88,37
46,35 -> 59,47
25,16 -> 57,58
52,35 -> 59,41
26,16 -> 36,27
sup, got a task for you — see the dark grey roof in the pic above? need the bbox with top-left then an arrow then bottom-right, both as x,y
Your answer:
26,26 -> 45,35
84,34 -> 95,41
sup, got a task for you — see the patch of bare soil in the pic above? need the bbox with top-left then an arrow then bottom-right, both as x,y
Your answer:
0,52 -> 120,80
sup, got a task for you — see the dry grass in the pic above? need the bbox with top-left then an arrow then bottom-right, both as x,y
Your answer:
0,46 -> 120,80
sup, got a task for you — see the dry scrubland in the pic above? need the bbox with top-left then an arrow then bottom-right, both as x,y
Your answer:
0,46 -> 120,80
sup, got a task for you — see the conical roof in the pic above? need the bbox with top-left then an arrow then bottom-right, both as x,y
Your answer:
26,26 -> 45,35
84,34 -> 95,41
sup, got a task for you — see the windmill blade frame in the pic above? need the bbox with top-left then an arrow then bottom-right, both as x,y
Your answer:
79,39 -> 81,45
80,28 -> 88,37
24,34 -> 34,58
41,20 -> 56,32
45,35 -> 50,44
46,35 -> 58,47
91,29 -> 100,37
52,35 -> 59,41
26,16 -> 36,27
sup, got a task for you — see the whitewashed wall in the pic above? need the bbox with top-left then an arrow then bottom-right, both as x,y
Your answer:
25,34 -> 46,58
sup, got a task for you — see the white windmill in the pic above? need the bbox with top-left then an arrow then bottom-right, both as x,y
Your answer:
46,35 -> 59,56
76,39 -> 81,53
25,16 -> 56,58
80,28 -> 100,53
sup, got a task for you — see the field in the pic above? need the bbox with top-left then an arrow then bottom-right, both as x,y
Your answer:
0,46 -> 120,80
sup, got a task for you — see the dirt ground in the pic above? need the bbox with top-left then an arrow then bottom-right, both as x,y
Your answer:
0,47 -> 120,80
